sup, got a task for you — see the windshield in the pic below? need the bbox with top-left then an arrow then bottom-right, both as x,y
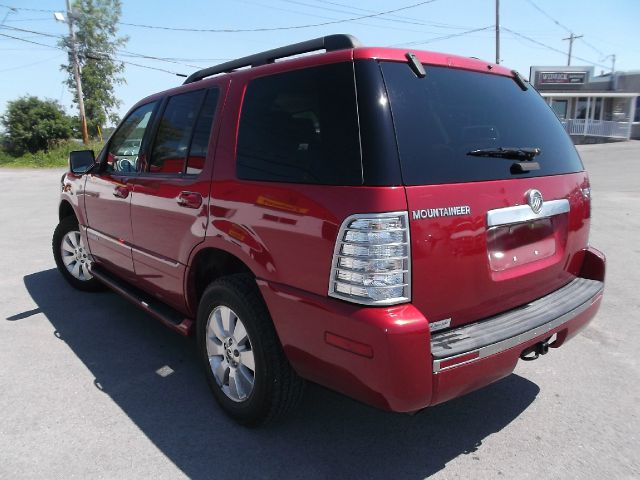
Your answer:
379,61 -> 583,185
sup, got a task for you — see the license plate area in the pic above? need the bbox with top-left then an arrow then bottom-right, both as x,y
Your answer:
487,217 -> 557,272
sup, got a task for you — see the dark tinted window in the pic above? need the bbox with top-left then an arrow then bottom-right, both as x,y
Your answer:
149,90 -> 204,174
186,89 -> 220,175
237,62 -> 362,185
106,102 -> 156,174
380,62 -> 583,185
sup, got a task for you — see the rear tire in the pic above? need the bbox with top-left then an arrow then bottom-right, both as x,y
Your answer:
53,216 -> 103,292
197,274 -> 304,426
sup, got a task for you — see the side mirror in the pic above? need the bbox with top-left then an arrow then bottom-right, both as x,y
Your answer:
69,150 -> 95,174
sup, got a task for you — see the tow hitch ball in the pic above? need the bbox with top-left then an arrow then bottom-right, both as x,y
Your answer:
520,339 -> 550,361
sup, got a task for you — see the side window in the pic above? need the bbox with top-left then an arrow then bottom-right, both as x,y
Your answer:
148,88 -> 219,175
236,62 -> 362,185
106,102 -> 156,174
186,89 -> 220,175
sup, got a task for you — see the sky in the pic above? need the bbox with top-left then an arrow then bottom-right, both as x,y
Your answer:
1,0 -> 639,127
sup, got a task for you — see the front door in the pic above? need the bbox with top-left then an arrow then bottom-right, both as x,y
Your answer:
128,86 -> 224,311
84,101 -> 158,281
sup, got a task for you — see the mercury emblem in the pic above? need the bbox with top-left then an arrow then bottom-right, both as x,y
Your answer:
526,189 -> 544,214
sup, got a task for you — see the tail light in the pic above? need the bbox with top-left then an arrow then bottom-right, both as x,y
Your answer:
581,186 -> 591,218
328,212 -> 411,305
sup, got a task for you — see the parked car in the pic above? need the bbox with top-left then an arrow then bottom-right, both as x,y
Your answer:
54,34 -> 605,426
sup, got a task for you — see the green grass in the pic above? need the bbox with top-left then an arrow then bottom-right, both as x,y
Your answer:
0,140 -> 104,168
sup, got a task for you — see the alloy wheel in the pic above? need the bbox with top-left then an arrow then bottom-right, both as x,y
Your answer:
205,305 -> 256,402
60,230 -> 93,281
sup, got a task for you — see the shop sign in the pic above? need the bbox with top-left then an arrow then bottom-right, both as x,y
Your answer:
539,71 -> 587,85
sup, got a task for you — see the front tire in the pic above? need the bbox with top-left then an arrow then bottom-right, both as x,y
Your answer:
52,216 -> 103,292
197,274 -> 304,426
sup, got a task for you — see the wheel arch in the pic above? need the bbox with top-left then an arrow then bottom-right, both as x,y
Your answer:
59,200 -> 76,221
186,246 -> 255,315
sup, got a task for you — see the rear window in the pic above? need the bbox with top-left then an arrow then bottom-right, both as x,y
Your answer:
236,62 -> 362,185
380,62 -> 583,185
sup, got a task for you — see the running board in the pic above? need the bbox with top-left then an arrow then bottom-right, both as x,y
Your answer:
91,266 -> 193,336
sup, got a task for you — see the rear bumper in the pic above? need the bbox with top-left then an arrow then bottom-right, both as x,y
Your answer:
431,277 -> 604,373
259,246 -> 605,412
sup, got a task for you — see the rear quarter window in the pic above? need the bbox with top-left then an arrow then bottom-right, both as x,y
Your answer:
236,62 -> 363,185
380,62 -> 584,185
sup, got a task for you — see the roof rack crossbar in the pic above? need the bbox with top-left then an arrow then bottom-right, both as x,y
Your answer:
183,34 -> 361,84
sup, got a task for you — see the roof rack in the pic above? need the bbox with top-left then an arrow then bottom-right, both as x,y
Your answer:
183,34 -> 362,84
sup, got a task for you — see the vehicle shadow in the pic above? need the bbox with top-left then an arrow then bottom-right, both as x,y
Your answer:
16,269 -> 540,479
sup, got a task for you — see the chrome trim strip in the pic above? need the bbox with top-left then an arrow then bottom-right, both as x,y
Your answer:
86,227 -> 180,268
486,199 -> 570,227
86,227 -> 129,248
131,245 -> 181,268
432,287 -> 603,373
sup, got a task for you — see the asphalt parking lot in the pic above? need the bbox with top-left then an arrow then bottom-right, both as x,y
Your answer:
0,141 -> 639,479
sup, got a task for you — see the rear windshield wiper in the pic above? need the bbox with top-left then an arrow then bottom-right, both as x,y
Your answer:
466,147 -> 541,161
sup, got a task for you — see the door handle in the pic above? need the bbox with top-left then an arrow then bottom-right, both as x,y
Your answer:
113,185 -> 130,199
177,191 -> 203,209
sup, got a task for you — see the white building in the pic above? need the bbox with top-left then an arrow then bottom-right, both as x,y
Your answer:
530,66 -> 639,142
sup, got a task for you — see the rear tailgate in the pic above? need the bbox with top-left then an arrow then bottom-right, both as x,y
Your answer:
406,174 -> 590,328
379,59 -> 591,328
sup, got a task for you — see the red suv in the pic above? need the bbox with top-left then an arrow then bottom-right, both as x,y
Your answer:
54,34 -> 605,426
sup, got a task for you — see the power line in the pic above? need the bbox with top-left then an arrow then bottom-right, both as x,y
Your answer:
1,24 -> 61,38
522,0 -> 609,61
0,3 -> 54,13
0,0 -> 466,35
3,17 -> 53,22
280,0 -> 432,28
1,24 -> 211,69
389,26 -> 494,48
0,53 -> 62,73
522,0 -> 571,33
581,38 -> 605,57
239,0 -> 436,34
311,0 -> 475,30
502,27 -> 608,69
117,0 -> 439,32
0,31 -> 59,49
113,58 -> 187,77
0,31 -> 187,76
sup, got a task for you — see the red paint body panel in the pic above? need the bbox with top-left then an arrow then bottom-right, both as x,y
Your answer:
258,279 -> 433,412
60,172 -> 87,225
406,173 -> 591,329
199,182 -> 407,296
83,173 -> 136,280
128,175 -> 211,310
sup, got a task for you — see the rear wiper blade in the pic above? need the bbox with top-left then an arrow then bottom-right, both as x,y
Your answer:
466,147 -> 541,160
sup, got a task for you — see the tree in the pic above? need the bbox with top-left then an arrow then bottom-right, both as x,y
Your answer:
60,0 -> 127,137
1,96 -> 74,155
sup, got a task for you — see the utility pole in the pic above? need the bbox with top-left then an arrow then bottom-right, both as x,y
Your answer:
604,54 -> 616,74
64,0 -> 89,145
562,32 -> 583,66
495,0 -> 500,64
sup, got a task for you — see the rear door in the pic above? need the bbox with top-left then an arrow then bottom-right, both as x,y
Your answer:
379,61 -> 591,328
128,85 -> 224,310
84,101 -> 157,280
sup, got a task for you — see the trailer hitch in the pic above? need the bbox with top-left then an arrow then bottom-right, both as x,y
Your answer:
520,339 -> 550,361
